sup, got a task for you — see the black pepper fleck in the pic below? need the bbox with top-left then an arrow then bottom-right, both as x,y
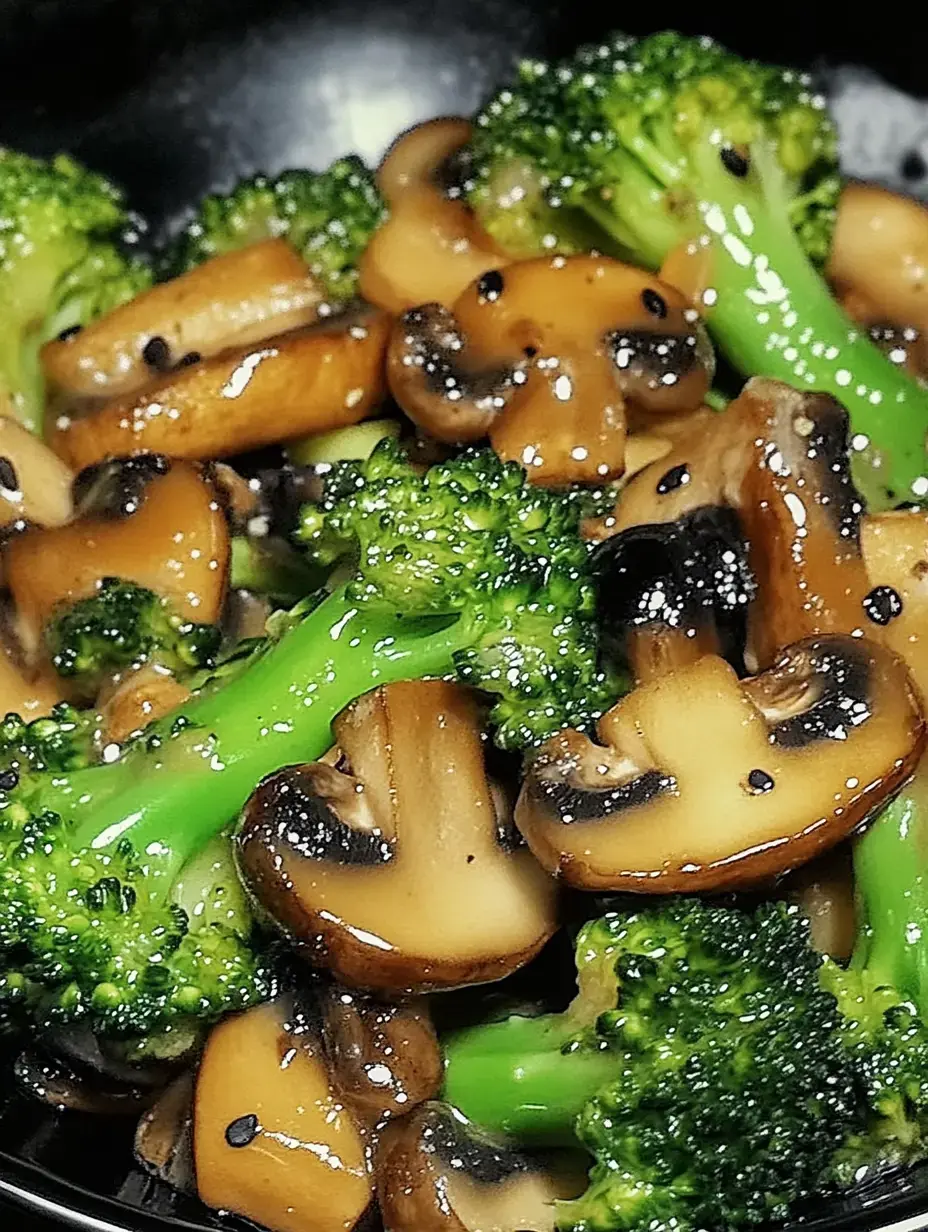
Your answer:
56,324 -> 82,342
142,335 -> 172,371
901,149 -> 927,182
721,147 -> 750,178
176,351 -> 202,369
656,463 -> 690,495
477,269 -> 505,301
747,769 -> 775,794
466,854 -> 475,864
863,585 -> 904,626
225,1113 -> 260,1148
524,345 -> 538,359
0,769 -> 19,791
0,457 -> 18,492
641,288 -> 668,319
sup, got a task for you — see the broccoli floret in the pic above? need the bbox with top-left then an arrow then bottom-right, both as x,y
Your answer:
164,156 -> 385,305
0,149 -> 151,432
0,703 -> 99,777
466,31 -> 928,509
442,897 -> 928,1232
0,440 -> 612,1038
46,578 -> 222,699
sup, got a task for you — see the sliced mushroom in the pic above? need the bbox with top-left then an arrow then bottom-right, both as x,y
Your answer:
593,507 -> 754,684
359,119 -> 505,315
14,1048 -> 156,1116
321,987 -> 442,1126
388,257 -> 713,486
860,510 -> 928,701
237,680 -> 558,991
0,640 -> 64,718
5,457 -> 229,659
516,634 -> 924,892
0,416 -> 73,532
376,1102 -> 583,1232
135,1072 -> 197,1195
591,378 -> 874,668
194,998 -> 373,1232
784,846 -> 856,961
42,239 -> 324,403
48,308 -> 390,470
99,663 -> 193,744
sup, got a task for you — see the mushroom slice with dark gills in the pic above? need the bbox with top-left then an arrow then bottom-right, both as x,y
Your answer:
237,679 -> 558,992
376,1101 -> 583,1232
593,506 -> 754,684
589,377 -> 874,669
194,997 -> 373,1232
860,510 -> 928,702
387,255 -> 714,486
515,634 -> 924,892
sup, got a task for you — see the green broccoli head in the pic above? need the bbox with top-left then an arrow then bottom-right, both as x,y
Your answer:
46,578 -> 222,699
0,149 -> 152,431
0,703 -> 99,779
164,156 -> 386,305
298,437 -> 617,748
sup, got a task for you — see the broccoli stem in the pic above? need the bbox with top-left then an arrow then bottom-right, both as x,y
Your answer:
43,584 -> 473,876
442,1013 -> 619,1144
851,770 -> 928,1015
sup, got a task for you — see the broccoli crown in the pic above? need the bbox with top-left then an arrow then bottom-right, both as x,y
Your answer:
0,149 -> 152,429
46,578 -> 222,697
0,809 -> 269,1036
467,31 -> 839,267
164,156 -> 386,303
298,437 -> 616,748
0,703 -> 99,777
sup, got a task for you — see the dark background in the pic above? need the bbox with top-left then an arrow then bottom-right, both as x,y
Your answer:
0,0 -> 925,1227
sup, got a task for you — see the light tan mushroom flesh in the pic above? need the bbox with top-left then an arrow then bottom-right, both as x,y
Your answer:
194,999 -> 373,1232
784,846 -> 856,961
860,510 -> 928,703
237,680 -> 558,992
41,238 -> 324,403
48,308 -> 390,469
377,1102 -> 583,1232
0,415 -> 73,531
516,634 -> 924,892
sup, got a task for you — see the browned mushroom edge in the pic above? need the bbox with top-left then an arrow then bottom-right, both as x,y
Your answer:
320,985 -> 443,1127
387,255 -> 714,487
41,238 -> 324,404
134,1072 -> 197,1195
515,634 -> 925,892
781,845 -> 857,962
47,307 -> 390,470
359,118 -> 506,315
592,506 -> 754,685
0,414 -> 73,533
194,997 -> 373,1232
588,377 -> 874,669
376,1101 -> 585,1232
236,679 -> 558,992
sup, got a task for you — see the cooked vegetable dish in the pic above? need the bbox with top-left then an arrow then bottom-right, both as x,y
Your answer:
2,27 -> 928,1232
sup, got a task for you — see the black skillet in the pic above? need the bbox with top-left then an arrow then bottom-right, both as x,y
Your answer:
1,0 -> 928,1227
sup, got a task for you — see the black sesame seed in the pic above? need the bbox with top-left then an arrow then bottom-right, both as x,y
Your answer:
142,336 -> 172,371
477,269 -> 505,301
641,288 -> 668,319
656,463 -> 690,495
524,345 -> 538,359
225,1113 -> 260,1148
176,350 -> 202,369
721,147 -> 750,178
56,324 -> 83,342
0,457 -> 18,492
0,769 -> 19,791
467,854 -> 475,864
901,149 -> 927,182
863,585 -> 904,626
747,768 -> 775,794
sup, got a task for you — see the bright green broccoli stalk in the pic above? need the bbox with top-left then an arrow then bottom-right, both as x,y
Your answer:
45,578 -> 222,700
0,149 -> 151,432
466,31 -> 928,509
163,156 -> 385,305
0,440 -> 612,1038
442,896 -> 928,1232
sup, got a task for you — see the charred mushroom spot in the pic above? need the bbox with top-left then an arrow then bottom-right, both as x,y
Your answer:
863,584 -> 904,626
432,142 -> 474,199
142,335 -> 173,372
398,304 -> 513,412
641,288 -> 668,319
0,457 -> 19,493
721,147 -> 750,177
530,768 -> 675,823
225,1114 -> 260,1148
477,270 -> 505,302
72,454 -> 172,520
746,769 -> 775,794
609,329 -> 704,394
656,463 -> 690,495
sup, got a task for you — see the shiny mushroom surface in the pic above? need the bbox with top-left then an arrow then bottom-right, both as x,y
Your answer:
376,1102 -> 582,1232
194,998 -> 373,1232
0,414 -> 74,532
860,510 -> 928,701
360,118 -> 505,314
237,680 -> 558,991
516,634 -> 924,891
48,307 -> 390,469
41,239 -> 324,403
388,256 -> 713,486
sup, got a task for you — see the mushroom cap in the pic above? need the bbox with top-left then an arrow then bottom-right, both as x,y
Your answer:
516,634 -> 925,891
376,1102 -> 582,1232
237,680 -> 558,992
